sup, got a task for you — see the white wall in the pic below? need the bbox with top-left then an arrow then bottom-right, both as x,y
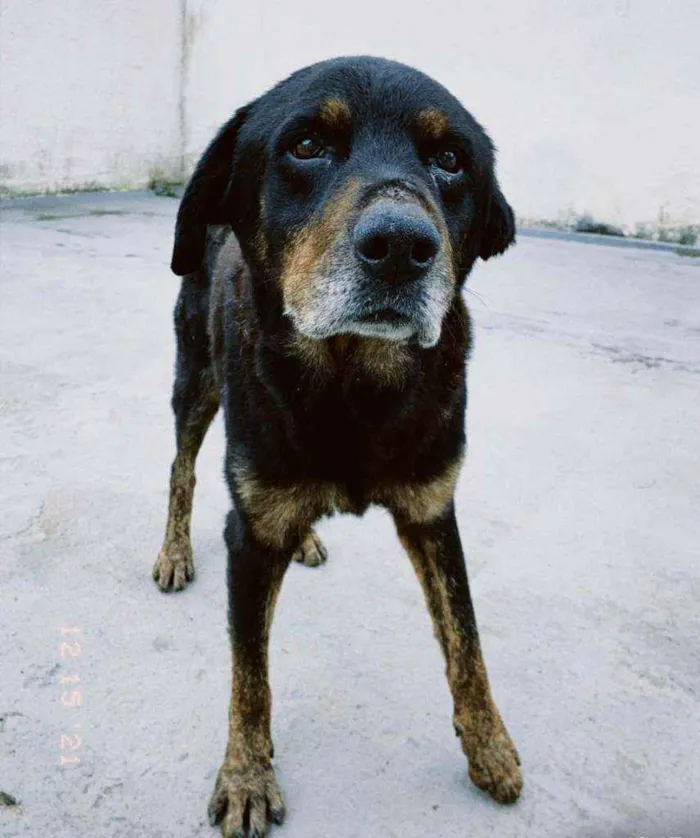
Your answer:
2,0 -> 699,228
0,0 -> 182,194
183,0 -> 700,229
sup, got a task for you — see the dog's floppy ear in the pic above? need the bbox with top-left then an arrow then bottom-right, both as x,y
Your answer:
479,181 -> 516,261
171,107 -> 249,276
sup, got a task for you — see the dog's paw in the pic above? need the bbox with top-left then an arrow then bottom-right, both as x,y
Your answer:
152,541 -> 194,592
292,530 -> 327,568
465,721 -> 522,804
208,759 -> 285,837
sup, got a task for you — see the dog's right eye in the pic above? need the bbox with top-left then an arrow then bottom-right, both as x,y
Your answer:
290,136 -> 325,160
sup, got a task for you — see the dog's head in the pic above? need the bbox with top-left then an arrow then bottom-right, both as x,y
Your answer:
172,56 -> 515,348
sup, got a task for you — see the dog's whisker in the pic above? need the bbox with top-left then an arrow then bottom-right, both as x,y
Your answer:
463,286 -> 492,311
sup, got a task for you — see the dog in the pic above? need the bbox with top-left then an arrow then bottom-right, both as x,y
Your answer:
153,55 -> 522,837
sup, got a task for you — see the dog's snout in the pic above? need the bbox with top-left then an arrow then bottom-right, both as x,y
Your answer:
353,203 -> 440,284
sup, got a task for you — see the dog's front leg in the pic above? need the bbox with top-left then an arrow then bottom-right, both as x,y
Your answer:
208,506 -> 290,838
394,504 -> 523,804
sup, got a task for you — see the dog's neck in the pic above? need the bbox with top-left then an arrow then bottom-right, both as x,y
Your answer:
289,331 -> 416,391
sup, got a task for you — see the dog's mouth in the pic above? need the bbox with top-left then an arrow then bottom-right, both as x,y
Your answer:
337,305 -> 417,343
356,308 -> 410,326
287,251 -> 455,348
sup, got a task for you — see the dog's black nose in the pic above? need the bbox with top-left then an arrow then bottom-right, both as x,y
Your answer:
353,203 -> 440,284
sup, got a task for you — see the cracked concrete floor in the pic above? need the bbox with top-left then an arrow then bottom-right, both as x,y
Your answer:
1,192 -> 699,838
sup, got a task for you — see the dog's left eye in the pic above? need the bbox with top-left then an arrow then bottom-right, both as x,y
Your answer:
291,136 -> 325,160
435,147 -> 462,174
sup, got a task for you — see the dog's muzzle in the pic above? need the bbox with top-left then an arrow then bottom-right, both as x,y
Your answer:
284,193 -> 455,348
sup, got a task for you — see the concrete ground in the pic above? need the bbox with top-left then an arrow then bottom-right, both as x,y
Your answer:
1,192 -> 699,838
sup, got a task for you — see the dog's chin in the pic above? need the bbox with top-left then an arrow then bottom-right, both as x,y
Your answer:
339,319 -> 416,342
292,315 -> 442,348
342,318 -> 444,348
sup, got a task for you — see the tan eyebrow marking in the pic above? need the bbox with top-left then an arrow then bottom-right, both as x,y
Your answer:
416,107 -> 450,139
319,97 -> 352,130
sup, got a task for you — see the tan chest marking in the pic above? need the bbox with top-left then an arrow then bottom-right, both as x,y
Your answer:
235,457 -> 463,549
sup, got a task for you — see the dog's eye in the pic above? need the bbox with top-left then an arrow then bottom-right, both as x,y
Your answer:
291,136 -> 325,160
435,148 -> 462,174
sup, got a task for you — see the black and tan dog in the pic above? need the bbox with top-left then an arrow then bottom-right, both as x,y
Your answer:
153,55 -> 522,837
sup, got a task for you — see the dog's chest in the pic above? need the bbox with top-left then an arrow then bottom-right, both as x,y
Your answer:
233,454 -> 462,549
